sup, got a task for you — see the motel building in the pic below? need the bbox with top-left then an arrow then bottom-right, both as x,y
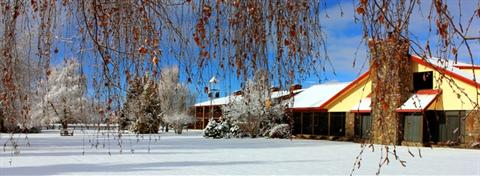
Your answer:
290,54 -> 480,147
192,85 -> 303,130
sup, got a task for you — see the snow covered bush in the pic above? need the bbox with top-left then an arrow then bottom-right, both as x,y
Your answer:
221,78 -> 287,138
164,113 -> 196,134
203,118 -> 232,139
203,119 -> 221,138
265,124 -> 291,138
202,72 -> 291,139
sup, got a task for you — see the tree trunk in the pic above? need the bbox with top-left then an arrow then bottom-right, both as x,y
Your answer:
175,126 -> 183,134
0,112 -> 4,132
369,36 -> 411,145
62,106 -> 68,130
465,111 -> 480,147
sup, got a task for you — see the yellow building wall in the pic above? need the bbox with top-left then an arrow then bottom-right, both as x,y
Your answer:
325,61 -> 480,112
326,76 -> 372,112
412,63 -> 480,111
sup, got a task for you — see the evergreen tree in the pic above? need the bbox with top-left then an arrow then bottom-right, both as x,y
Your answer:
120,77 -> 144,131
122,76 -> 162,134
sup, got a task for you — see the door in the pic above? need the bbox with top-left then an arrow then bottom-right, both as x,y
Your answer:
361,114 -> 372,139
439,111 -> 465,143
446,116 -> 460,142
404,114 -> 422,142
293,112 -> 302,135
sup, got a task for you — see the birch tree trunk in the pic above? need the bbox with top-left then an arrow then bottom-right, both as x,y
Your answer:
370,36 -> 412,145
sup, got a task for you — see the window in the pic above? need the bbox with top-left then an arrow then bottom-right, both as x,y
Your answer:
354,114 -> 372,139
413,71 -> 433,91
438,111 -> 465,143
302,112 -> 313,135
314,112 -> 329,135
330,112 -> 346,136
293,112 -> 302,135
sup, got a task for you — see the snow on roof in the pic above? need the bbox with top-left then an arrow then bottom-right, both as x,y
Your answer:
194,95 -> 242,107
195,88 -> 302,107
271,89 -> 303,99
291,82 -> 350,109
396,90 -> 441,112
351,97 -> 371,113
418,55 -> 480,85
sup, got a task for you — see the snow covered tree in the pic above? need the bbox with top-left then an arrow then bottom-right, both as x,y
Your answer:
121,76 -> 162,134
133,77 -> 162,134
222,72 -> 288,138
31,59 -> 86,130
158,67 -> 196,134
120,77 -> 143,131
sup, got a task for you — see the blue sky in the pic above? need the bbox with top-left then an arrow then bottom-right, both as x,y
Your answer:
46,0 -> 479,103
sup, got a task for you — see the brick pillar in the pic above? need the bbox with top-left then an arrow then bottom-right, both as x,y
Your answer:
369,36 -> 412,145
465,110 -> 480,148
345,112 -> 355,139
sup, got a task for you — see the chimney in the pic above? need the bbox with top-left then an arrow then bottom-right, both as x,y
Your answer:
289,84 -> 302,91
270,86 -> 280,92
234,90 -> 243,96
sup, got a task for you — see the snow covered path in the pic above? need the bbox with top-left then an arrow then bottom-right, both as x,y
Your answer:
1,130 -> 479,175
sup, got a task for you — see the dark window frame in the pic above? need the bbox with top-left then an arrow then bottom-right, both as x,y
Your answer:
413,71 -> 433,91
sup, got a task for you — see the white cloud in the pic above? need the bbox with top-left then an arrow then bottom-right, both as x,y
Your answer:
320,0 -> 480,83
320,2 -> 368,81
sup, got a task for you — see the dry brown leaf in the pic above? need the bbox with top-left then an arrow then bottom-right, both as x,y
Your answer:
152,56 -> 158,65
138,46 -> 147,55
356,6 -> 365,14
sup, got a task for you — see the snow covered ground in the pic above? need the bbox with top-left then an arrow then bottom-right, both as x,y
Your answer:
1,130 -> 479,175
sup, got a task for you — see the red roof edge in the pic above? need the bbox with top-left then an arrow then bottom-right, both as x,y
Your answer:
318,70 -> 370,109
453,65 -> 480,69
411,55 -> 480,88
351,110 -> 371,113
395,109 -> 424,113
289,107 -> 327,112
416,89 -> 442,95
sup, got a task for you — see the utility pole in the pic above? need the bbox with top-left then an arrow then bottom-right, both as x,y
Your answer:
208,76 -> 219,121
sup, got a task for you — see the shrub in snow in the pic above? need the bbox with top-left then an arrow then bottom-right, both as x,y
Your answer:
265,124 -> 291,138
228,120 -> 244,138
203,119 -> 231,138
221,78 -> 288,138
164,113 -> 196,134
471,142 -> 480,148
203,119 -> 220,138
203,72 -> 293,139
7,126 -> 43,133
